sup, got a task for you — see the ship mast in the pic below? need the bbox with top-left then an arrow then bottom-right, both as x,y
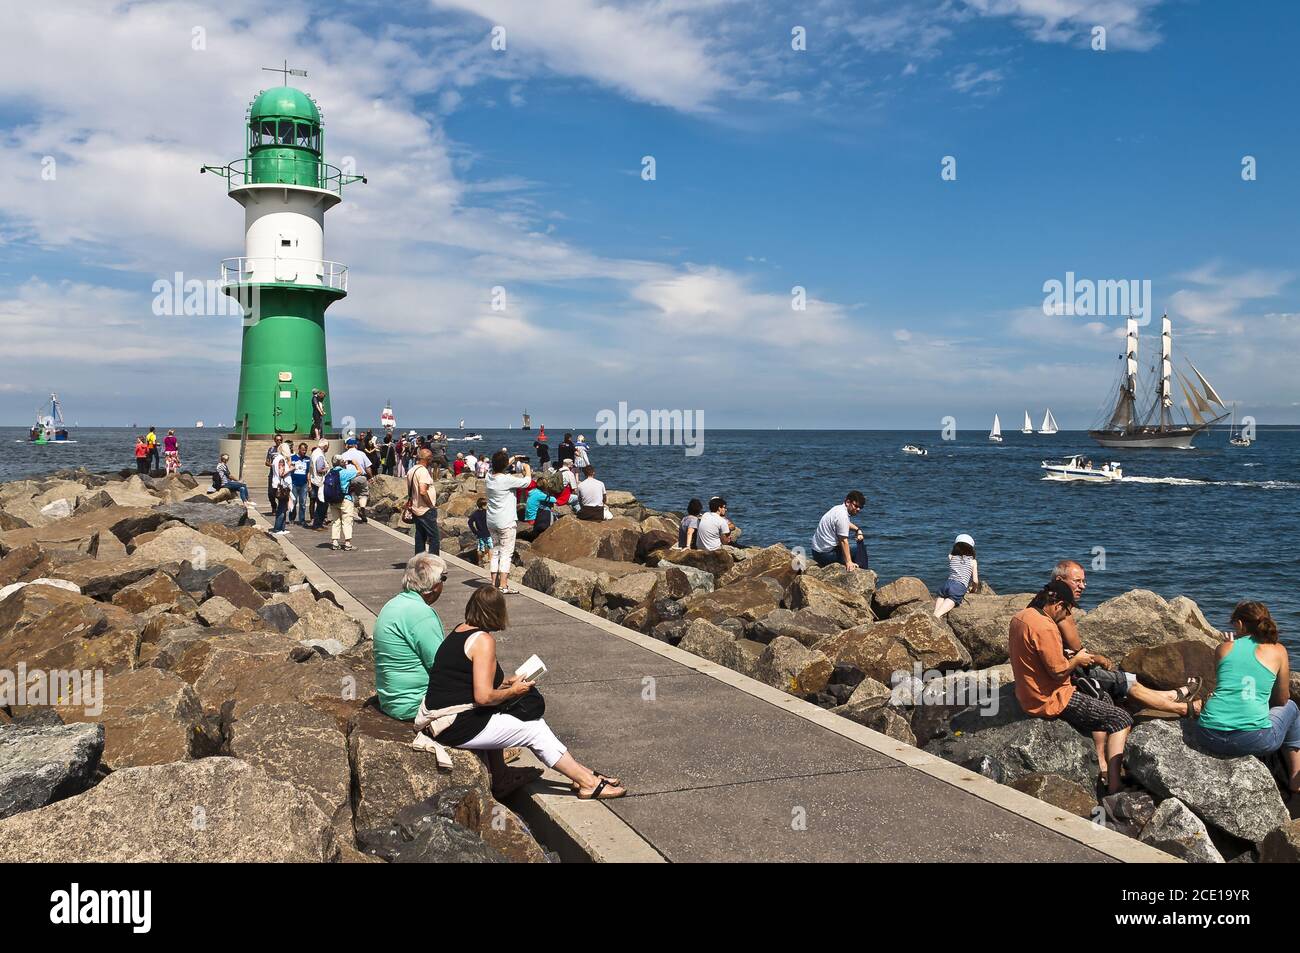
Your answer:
1159,313 -> 1174,429
1107,316 -> 1139,431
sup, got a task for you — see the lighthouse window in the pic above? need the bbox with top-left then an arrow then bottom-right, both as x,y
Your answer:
277,120 -> 295,144
256,120 -> 276,145
295,123 -> 315,148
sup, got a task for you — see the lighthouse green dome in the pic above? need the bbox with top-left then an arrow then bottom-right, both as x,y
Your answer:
249,86 -> 320,123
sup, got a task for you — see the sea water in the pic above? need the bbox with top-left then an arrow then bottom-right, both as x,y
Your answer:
5,425 -> 1297,659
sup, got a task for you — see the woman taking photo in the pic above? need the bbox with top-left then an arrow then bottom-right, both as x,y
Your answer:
417,586 -> 626,800
1187,601 -> 1298,797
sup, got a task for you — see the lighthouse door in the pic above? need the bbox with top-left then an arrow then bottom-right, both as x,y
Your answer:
275,233 -> 298,282
273,383 -> 299,434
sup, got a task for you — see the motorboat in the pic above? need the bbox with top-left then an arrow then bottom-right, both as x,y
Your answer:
901,445 -> 928,456
1041,454 -> 1123,483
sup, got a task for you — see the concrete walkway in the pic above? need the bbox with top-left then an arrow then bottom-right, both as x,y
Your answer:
268,514 -> 1174,864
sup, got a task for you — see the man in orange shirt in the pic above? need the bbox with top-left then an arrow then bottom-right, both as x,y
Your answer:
1008,580 -> 1133,794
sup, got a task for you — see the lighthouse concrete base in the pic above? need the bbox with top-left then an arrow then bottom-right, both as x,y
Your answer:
219,433 -> 348,481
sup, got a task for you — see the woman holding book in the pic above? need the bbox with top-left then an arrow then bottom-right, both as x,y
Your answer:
418,586 -> 626,800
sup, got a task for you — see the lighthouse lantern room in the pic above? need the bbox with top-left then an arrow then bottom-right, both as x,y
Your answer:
202,70 -> 365,475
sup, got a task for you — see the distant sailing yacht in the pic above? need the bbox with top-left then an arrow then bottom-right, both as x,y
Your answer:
1229,403 -> 1252,447
1038,409 -> 1059,435
1021,411 -> 1033,434
989,414 -> 1003,443
521,409 -> 532,431
1089,314 -> 1228,449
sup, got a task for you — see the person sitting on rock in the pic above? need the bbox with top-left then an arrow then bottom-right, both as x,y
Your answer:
575,465 -> 608,521
1009,580 -> 1133,795
810,491 -> 868,569
695,497 -> 735,551
1186,601 -> 1299,797
934,533 -> 978,618
678,498 -> 704,549
418,585 -> 627,800
1050,559 -> 1203,741
374,553 -> 449,721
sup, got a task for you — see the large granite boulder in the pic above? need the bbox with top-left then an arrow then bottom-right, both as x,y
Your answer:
1259,819 -> 1300,864
529,517 -> 642,564
348,703 -> 494,832
46,555 -> 161,600
151,500 -> 250,532
924,716 -> 1095,787
110,570 -> 197,615
1122,640 -> 1219,693
681,577 -> 781,625
758,636 -> 833,695
656,559 -> 714,593
0,505 -> 159,554
285,598 -> 367,653
748,607 -> 842,647
60,668 -> 220,769
0,584 -> 139,675
1010,772 -> 1098,819
1125,720 -> 1289,844
522,556 -> 599,610
1138,797 -> 1225,863
786,575 -> 875,629
1076,590 -> 1219,659
130,525 -> 244,568
871,576 -> 931,616
227,702 -> 353,845
807,563 -> 878,601
813,612 -> 971,684
0,720 -> 104,820
0,758 -> 339,861
654,546 -> 735,581
717,544 -> 798,593
193,645 -> 375,721
596,570 -> 661,613
945,593 -> 1034,668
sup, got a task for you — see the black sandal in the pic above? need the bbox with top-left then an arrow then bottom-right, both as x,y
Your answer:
578,778 -> 626,800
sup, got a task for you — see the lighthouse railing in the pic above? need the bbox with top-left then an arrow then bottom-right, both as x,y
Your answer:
220,256 -> 348,292
201,158 -> 365,196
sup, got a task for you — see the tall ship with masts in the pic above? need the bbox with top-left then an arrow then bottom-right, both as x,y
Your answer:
1089,314 -> 1228,449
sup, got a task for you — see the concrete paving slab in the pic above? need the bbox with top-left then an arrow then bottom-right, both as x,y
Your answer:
609,770 -> 1111,863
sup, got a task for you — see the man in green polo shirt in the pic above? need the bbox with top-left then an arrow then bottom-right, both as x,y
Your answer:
373,553 -> 448,720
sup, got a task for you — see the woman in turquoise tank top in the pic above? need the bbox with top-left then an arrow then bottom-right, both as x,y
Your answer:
1188,602 -> 1298,797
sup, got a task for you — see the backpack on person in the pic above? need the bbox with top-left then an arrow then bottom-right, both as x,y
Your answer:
323,468 -> 344,504
537,469 -> 564,496
211,472 -> 222,490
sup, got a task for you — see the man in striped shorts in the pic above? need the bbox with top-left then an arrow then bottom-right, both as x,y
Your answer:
1007,580 -> 1133,795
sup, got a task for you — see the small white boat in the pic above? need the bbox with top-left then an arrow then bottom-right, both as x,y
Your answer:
901,444 -> 928,456
989,414 -> 1003,443
1038,408 -> 1059,435
380,400 -> 396,432
1041,454 -> 1123,483
195,421 -> 205,428
1021,411 -> 1033,434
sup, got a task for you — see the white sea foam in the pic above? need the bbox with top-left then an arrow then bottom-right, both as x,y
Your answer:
1119,476 -> 1300,489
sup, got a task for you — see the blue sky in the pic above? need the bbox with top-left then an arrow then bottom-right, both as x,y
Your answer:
1,0 -> 1296,430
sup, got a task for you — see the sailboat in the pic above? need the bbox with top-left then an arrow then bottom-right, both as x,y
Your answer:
1038,409 -> 1059,435
1089,314 -> 1229,449
1229,403 -> 1251,447
521,409 -> 532,431
1021,411 -> 1033,434
989,414 -> 1003,443
459,418 -> 465,429
380,400 -> 396,433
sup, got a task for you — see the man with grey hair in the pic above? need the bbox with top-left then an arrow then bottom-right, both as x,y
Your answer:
1047,557 -> 1200,774
373,553 -> 449,721
309,437 -> 331,530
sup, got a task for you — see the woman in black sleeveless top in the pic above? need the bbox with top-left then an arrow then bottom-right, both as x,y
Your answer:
422,586 -> 626,800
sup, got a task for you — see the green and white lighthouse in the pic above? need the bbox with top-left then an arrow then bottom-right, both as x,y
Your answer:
203,71 -> 364,474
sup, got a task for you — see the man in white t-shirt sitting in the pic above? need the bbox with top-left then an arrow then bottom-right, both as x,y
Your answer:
694,497 -> 734,551
575,465 -> 607,521
485,450 -> 532,593
810,490 -> 868,570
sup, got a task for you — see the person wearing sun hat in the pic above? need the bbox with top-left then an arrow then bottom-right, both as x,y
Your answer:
933,533 -> 978,618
